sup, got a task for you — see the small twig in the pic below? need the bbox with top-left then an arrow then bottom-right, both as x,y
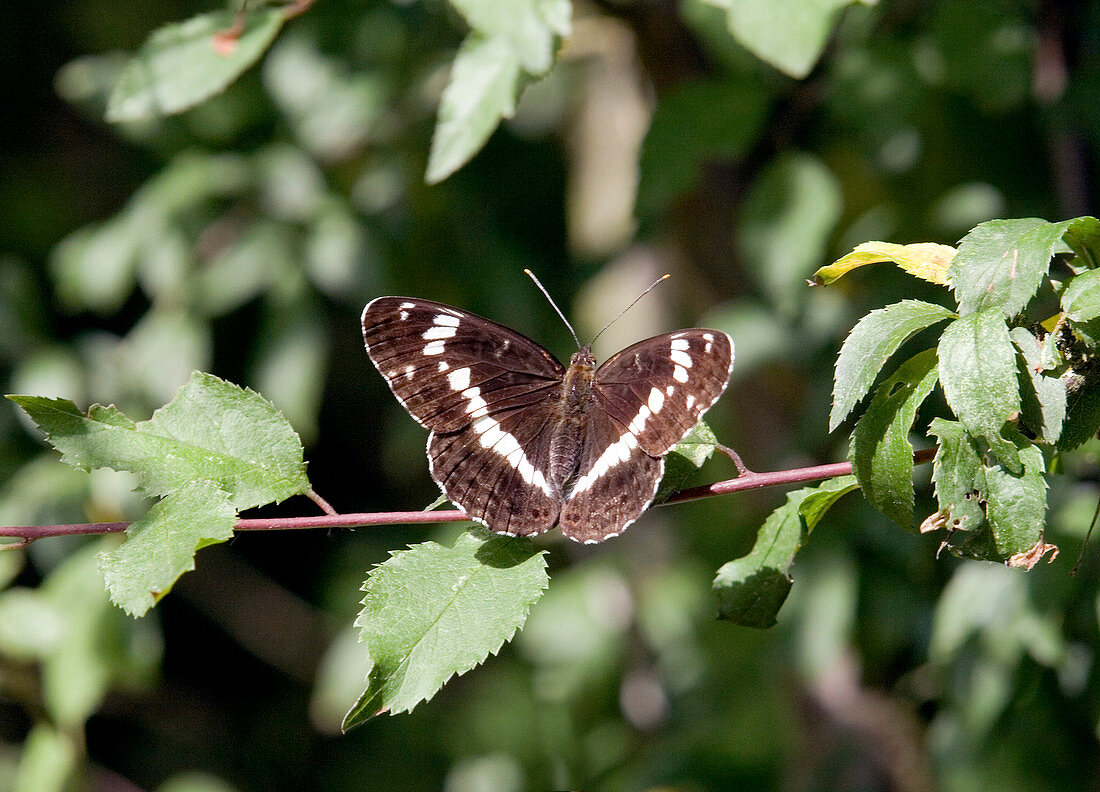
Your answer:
715,444 -> 753,475
306,489 -> 337,516
0,449 -> 939,545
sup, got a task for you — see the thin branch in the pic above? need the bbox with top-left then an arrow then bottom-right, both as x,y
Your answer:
0,449 -> 938,545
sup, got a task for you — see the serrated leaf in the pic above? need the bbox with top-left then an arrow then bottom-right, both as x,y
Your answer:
343,529 -> 548,728
812,242 -> 956,287
948,217 -> 1076,317
1061,215 -> 1100,269
984,434 -> 1047,559
713,476 -> 858,627
706,0 -> 868,78
98,480 -> 237,617
830,300 -> 955,431
655,420 -> 719,502
937,311 -> 1021,473
927,418 -> 988,537
107,10 -> 285,122
850,348 -> 939,528
8,371 -> 309,509
426,35 -> 521,184
1060,267 -> 1100,345
1009,326 -> 1065,444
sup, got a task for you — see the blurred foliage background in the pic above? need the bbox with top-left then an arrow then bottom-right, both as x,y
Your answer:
2,0 -> 1100,790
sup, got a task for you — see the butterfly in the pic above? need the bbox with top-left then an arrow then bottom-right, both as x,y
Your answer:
361,286 -> 734,543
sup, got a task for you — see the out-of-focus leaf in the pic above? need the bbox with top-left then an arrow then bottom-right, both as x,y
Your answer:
98,480 -> 237,616
812,242 -> 956,287
427,0 -> 571,183
41,542 -> 162,724
311,626 -> 375,734
8,371 -> 309,509
655,420 -> 719,502
948,217 -> 1076,317
0,589 -> 63,661
740,153 -> 843,312
713,476 -> 859,627
937,310 -> 1021,473
637,80 -> 769,216
12,724 -> 76,792
197,221 -> 296,316
705,0 -> 871,78
107,9 -> 285,122
343,529 -> 547,728
830,299 -> 954,431
850,348 -> 939,528
50,218 -> 141,314
426,35 -> 523,184
155,773 -> 241,792
1009,326 -> 1065,444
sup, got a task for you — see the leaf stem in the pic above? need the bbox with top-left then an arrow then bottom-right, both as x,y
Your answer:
0,449 -> 938,545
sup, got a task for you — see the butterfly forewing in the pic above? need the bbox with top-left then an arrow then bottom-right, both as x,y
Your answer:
594,330 -> 734,456
362,297 -> 564,432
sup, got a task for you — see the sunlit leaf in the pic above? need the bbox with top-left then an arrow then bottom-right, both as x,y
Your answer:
830,300 -> 954,431
812,242 -> 956,287
343,529 -> 547,728
655,420 -> 719,502
936,311 -> 1021,473
98,480 -> 237,616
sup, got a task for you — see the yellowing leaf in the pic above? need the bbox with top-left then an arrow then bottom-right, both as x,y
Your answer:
812,242 -> 956,286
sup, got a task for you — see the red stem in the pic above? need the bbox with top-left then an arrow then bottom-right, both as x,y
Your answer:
0,449 -> 937,544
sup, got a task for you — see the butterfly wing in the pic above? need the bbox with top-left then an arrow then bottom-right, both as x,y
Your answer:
558,408 -> 664,543
362,297 -> 564,433
363,296 -> 566,536
593,329 -> 734,456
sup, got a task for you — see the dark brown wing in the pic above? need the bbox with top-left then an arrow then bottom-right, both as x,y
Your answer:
593,329 -> 734,456
558,408 -> 663,543
362,297 -> 564,432
428,406 -> 560,537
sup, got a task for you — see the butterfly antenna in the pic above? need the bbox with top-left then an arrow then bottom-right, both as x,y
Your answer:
524,269 -> 581,349
589,273 -> 671,347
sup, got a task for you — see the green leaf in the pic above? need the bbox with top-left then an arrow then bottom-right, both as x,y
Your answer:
927,418 -> 988,538
849,348 -> 939,528
707,0 -> 867,79
1061,267 -> 1100,346
41,542 -> 162,724
426,35 -> 522,184
1009,326 -> 1065,444
984,434 -> 1047,559
830,300 -> 955,432
426,0 -> 571,183
948,217 -> 1075,317
343,529 -> 548,728
98,480 -> 237,617
636,80 -> 769,216
936,311 -> 1021,473
12,724 -> 77,792
8,371 -> 310,509
713,476 -> 858,627
655,420 -> 719,502
1061,215 -> 1100,269
449,0 -> 570,75
106,9 -> 285,122
1059,369 -> 1100,451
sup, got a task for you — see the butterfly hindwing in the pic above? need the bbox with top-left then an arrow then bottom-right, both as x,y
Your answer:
594,329 -> 734,456
362,297 -> 564,432
558,408 -> 664,543
428,406 -> 560,537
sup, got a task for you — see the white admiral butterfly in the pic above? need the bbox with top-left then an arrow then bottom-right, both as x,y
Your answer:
362,278 -> 734,543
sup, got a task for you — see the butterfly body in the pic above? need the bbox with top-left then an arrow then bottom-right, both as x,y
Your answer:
362,296 -> 733,543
